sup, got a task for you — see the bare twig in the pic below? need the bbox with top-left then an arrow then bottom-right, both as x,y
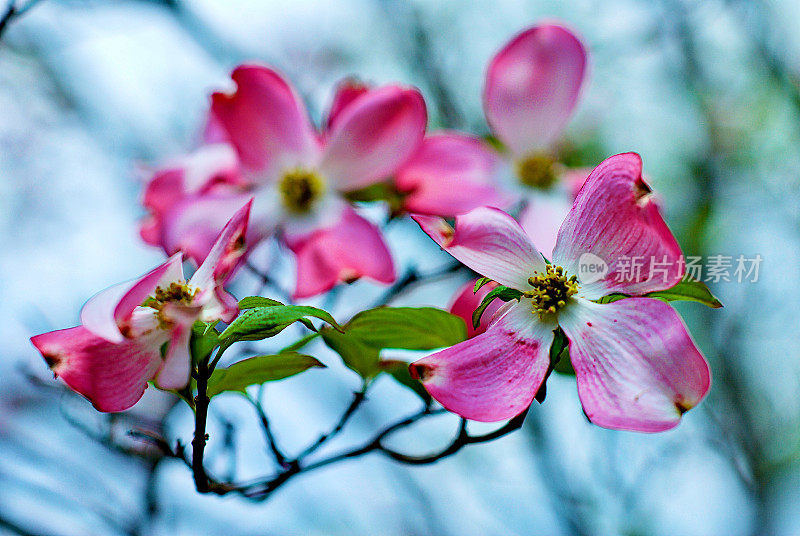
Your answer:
0,0 -> 44,40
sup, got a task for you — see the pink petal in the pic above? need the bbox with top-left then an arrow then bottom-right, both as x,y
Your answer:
153,312 -> 194,390
160,192 -> 263,266
285,206 -> 395,299
140,144 -> 244,252
211,64 -> 320,176
395,132 -> 513,217
320,85 -> 427,191
552,153 -> 684,298
325,79 -> 370,131
31,326 -> 165,412
559,298 -> 711,432
203,110 -> 229,144
484,24 -> 587,156
190,199 -> 252,289
449,279 -> 502,338
518,194 -> 573,260
412,207 -> 545,291
80,254 -> 183,343
409,301 -> 554,422
563,166 -> 592,198
188,200 -> 252,323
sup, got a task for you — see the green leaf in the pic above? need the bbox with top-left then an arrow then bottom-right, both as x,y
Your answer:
280,332 -> 320,353
379,359 -> 431,404
190,322 -> 219,365
320,328 -> 380,378
238,296 -> 285,309
237,296 -> 320,331
342,181 -> 406,215
473,277 -> 493,293
472,286 -> 523,329
596,293 -> 627,304
321,307 -> 467,381
595,278 -> 723,308
483,134 -> 506,152
344,307 -> 466,350
646,279 -> 723,308
550,328 -> 574,375
207,352 -> 325,397
219,305 -> 343,343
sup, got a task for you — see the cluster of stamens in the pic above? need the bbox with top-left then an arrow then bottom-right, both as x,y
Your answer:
143,281 -> 197,328
515,154 -> 557,190
279,168 -> 325,213
524,265 -> 579,319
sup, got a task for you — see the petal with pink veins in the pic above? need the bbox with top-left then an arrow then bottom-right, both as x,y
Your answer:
320,85 -> 426,191
410,300 -> 554,422
211,65 -> 320,177
412,207 -> 545,291
449,279 -> 502,338
559,298 -> 711,432
484,24 -> 587,156
552,153 -> 684,298
31,326 -> 166,412
80,254 -> 183,343
325,79 -> 370,131
285,206 -> 395,299
396,132 -> 513,217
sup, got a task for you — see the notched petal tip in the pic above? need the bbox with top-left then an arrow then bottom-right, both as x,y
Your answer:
408,362 -> 433,382
411,214 -> 455,248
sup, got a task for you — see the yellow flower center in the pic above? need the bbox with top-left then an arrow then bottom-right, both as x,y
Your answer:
524,265 -> 579,319
515,154 -> 556,190
279,168 -> 325,213
143,281 -> 198,328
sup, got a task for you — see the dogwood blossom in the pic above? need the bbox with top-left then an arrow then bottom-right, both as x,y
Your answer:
396,23 -> 589,257
411,153 -> 710,432
31,202 -> 252,412
141,66 -> 427,298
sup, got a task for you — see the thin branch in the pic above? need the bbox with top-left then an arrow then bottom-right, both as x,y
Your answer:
191,357 -> 212,492
245,259 -> 292,303
293,379 -> 369,461
0,0 -> 44,40
373,261 -> 464,307
187,398 -> 529,501
248,385 -> 289,468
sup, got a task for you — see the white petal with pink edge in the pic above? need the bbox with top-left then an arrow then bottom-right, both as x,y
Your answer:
410,300 -> 554,422
558,297 -> 711,432
412,207 -> 546,291
80,253 -> 183,343
552,153 -> 684,299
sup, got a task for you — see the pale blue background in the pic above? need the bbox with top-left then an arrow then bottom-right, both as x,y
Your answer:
1,0 -> 799,534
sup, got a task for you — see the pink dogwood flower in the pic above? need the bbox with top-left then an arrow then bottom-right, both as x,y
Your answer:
142,66 -> 427,299
31,202 -> 252,412
396,23 -> 589,257
410,153 -> 711,432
